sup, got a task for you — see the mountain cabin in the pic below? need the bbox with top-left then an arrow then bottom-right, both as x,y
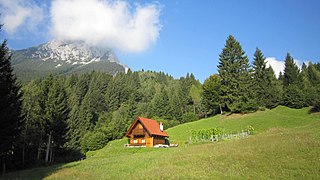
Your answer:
125,117 -> 169,147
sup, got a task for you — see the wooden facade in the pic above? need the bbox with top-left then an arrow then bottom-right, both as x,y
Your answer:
125,117 -> 169,147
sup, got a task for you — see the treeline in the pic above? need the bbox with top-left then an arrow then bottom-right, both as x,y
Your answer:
202,35 -> 320,115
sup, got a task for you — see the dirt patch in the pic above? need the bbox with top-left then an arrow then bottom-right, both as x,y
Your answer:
266,127 -> 287,133
225,113 -> 246,119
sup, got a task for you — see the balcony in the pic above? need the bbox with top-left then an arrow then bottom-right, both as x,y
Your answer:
132,129 -> 145,135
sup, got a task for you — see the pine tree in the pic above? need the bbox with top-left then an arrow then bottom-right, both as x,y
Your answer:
167,82 -> 184,121
283,53 -> 300,86
252,48 -> 267,105
282,53 -> 305,108
0,33 -> 23,173
189,84 -> 202,115
306,63 -> 320,111
217,35 -> 256,113
43,76 -> 69,163
151,86 -> 170,119
300,63 -> 314,106
21,79 -> 46,165
65,73 -> 91,151
252,48 -> 281,108
109,103 -> 131,139
264,66 -> 282,108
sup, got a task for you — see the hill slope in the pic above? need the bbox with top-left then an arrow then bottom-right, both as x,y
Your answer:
2,106 -> 320,179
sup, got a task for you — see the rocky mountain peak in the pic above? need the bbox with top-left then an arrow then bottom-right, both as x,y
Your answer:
31,40 -> 119,65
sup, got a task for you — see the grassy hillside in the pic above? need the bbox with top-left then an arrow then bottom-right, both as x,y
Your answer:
2,106 -> 319,179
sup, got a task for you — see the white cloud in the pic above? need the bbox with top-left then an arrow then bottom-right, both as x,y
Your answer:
50,0 -> 161,53
266,57 -> 309,78
265,57 -> 285,78
0,0 -> 44,35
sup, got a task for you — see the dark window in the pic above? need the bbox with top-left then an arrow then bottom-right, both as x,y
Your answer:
134,135 -> 145,138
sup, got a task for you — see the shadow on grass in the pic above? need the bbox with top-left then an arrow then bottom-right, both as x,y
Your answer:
309,107 -> 320,114
0,162 -> 80,180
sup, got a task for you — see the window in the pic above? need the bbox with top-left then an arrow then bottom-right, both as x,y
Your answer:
133,139 -> 137,143
142,139 -> 145,143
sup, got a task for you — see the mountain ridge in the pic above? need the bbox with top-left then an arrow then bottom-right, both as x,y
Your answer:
11,40 -> 128,82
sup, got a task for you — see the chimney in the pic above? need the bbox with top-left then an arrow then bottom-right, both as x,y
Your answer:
160,122 -> 163,131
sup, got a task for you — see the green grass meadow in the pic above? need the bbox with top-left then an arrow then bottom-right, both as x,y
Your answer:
2,106 -> 320,179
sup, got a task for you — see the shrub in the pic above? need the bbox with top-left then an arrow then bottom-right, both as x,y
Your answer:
191,127 -> 225,142
181,112 -> 198,123
81,131 -> 109,153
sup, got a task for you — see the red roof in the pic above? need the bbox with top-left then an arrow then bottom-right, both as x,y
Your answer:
126,117 -> 169,137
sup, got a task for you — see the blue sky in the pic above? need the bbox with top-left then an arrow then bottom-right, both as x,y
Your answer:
1,0 -> 320,82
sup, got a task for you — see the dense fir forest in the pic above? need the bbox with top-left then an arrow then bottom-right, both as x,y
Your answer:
1,33 -> 320,173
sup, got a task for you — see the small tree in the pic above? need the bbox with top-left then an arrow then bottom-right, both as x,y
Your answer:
202,74 -> 221,115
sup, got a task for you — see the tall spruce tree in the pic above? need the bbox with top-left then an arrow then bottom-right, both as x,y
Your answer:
21,79 -> 46,165
151,87 -> 170,119
306,63 -> 320,111
264,66 -> 282,108
252,48 -> 267,99
65,73 -> 91,152
282,53 -> 305,108
43,76 -> 69,163
167,82 -> 184,121
189,84 -> 202,115
0,28 -> 23,173
217,35 -> 256,113
300,63 -> 314,106
252,48 -> 281,108
283,53 -> 300,86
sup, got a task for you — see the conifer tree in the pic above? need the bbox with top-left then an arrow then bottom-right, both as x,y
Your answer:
306,63 -> 320,111
252,48 -> 267,99
43,76 -> 69,163
65,73 -> 91,151
189,84 -> 202,115
264,66 -> 282,108
167,82 -> 184,120
300,63 -> 314,106
217,35 -> 256,113
283,53 -> 300,86
252,48 -> 281,108
21,79 -> 46,164
0,28 -> 23,173
282,53 -> 305,108
151,87 -> 170,118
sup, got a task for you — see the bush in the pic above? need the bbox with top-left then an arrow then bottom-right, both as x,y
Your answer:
181,112 -> 198,123
191,128 -> 225,142
259,107 -> 266,111
81,131 -> 109,153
